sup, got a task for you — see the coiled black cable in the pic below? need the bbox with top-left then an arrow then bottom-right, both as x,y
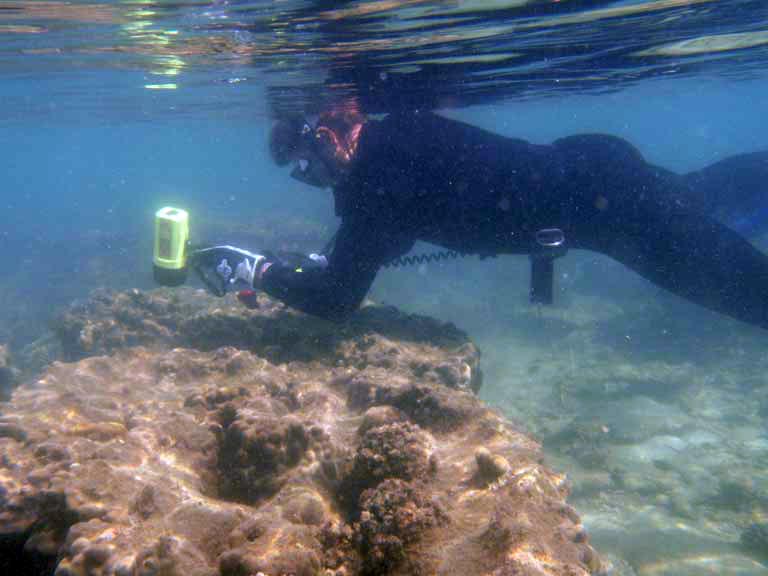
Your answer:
384,250 -> 468,268
323,231 -> 477,269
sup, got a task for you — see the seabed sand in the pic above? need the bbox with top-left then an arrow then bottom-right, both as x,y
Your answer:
375,250 -> 768,576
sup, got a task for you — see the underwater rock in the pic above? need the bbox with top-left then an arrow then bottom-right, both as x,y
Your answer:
355,478 -> 448,574
15,332 -> 62,382
740,522 -> 768,559
51,288 -> 197,361
711,474 -> 768,512
51,287 -> 482,393
0,344 -> 19,400
474,447 -> 512,486
334,421 -> 435,517
2,288 -> 600,575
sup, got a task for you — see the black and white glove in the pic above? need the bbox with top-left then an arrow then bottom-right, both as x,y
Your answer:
189,245 -> 270,297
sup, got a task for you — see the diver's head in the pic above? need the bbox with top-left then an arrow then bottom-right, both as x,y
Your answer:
269,114 -> 309,167
269,110 -> 364,189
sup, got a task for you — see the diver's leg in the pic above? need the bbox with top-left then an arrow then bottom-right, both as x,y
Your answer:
685,151 -> 768,214
684,151 -> 768,236
581,207 -> 768,330
552,134 -> 768,329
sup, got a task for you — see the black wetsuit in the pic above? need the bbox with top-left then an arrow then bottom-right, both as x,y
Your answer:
261,111 -> 768,327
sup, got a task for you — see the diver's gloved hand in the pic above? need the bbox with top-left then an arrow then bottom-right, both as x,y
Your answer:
189,245 -> 270,297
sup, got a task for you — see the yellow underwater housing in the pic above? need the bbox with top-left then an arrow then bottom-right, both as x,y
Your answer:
153,206 -> 190,286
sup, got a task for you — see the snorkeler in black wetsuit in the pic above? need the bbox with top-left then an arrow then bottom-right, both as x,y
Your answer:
193,110 -> 768,329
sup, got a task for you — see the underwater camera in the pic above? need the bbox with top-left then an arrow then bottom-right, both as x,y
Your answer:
153,206 -> 190,286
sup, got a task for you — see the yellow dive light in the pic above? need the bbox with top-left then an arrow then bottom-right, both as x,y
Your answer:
153,206 -> 190,286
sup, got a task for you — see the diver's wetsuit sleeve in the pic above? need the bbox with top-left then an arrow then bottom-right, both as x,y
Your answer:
259,219 -> 415,322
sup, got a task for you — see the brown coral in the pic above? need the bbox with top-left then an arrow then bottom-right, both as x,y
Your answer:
217,413 -> 310,504
355,478 -> 448,575
336,421 -> 433,518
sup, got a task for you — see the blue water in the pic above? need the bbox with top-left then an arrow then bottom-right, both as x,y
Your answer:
4,76 -> 766,298
3,76 -> 765,248
3,1 -> 768,574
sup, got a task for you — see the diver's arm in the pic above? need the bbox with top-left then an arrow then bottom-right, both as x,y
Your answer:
260,219 -> 415,322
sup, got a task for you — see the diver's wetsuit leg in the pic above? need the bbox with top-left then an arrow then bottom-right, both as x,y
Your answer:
684,151 -> 768,237
584,208 -> 768,329
684,151 -> 768,216
554,135 -> 768,329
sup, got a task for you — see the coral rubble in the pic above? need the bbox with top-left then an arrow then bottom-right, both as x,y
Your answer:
1,288 -> 601,575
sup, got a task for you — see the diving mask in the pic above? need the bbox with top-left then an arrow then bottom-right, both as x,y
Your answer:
276,119 -> 337,188
270,112 -> 362,189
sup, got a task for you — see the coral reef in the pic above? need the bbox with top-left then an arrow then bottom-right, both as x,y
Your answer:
51,287 -> 482,393
1,288 -> 601,575
14,332 -> 63,382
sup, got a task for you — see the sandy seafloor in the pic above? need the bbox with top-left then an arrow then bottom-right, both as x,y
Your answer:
3,232 -> 768,575
373,247 -> 768,576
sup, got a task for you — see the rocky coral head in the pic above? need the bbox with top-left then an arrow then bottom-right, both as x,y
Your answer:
0,288 -> 600,576
216,411 -> 310,504
356,478 -> 449,575
334,421 -> 434,519
49,288 -> 484,394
